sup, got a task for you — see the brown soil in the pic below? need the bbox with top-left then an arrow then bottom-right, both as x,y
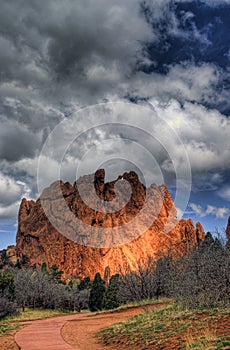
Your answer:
62,308 -> 230,350
61,304 -> 163,350
0,331 -> 19,350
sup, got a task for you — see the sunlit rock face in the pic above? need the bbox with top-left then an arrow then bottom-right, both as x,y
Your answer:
16,170 -> 204,280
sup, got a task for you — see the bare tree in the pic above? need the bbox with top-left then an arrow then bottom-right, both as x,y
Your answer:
118,258 -> 156,312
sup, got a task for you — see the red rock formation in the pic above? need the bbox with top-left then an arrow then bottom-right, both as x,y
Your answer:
6,245 -> 17,265
16,170 -> 204,280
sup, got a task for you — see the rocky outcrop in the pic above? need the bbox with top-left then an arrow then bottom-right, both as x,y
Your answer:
16,170 -> 205,280
6,245 -> 17,265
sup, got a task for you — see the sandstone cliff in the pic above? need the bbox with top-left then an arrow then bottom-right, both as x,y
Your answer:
16,170 -> 205,280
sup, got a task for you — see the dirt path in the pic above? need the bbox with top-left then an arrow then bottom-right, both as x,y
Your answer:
61,305 -> 163,350
14,313 -> 92,350
14,305 -> 159,350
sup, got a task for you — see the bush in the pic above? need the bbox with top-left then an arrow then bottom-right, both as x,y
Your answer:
0,297 -> 18,319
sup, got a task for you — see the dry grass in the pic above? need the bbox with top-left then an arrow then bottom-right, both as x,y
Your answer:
97,305 -> 230,349
4,308 -> 72,323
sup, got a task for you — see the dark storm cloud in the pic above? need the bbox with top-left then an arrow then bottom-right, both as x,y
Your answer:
0,0 -> 153,95
0,0 -> 228,109
0,0 -> 229,222
0,117 -> 39,162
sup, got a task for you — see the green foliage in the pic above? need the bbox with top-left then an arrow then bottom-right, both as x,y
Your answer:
78,276 -> 92,290
89,273 -> 105,311
0,272 -> 15,301
0,322 -> 20,335
14,254 -> 30,269
0,250 -> 9,267
102,274 -> 121,310
41,262 -> 48,273
49,264 -> 64,283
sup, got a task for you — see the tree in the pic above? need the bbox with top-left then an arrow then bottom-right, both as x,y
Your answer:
118,258 -> 156,312
41,262 -> 48,273
102,274 -> 121,310
89,273 -> 105,311
78,276 -> 92,290
49,264 -> 64,283
0,250 -> 9,267
171,232 -> 230,308
14,268 -> 72,311
70,287 -> 90,311
153,255 -> 173,299
0,271 -> 15,301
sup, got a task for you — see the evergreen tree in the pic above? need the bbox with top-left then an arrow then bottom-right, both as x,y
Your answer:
41,262 -> 48,273
78,276 -> 91,290
0,250 -> 9,267
0,272 -> 15,301
102,274 -> 120,310
89,273 -> 105,311
49,264 -> 64,283
200,232 -> 214,251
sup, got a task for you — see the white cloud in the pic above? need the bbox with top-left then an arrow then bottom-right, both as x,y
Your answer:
189,203 -> 229,219
0,172 -> 22,206
0,202 -> 20,219
190,203 -> 205,217
148,99 -> 230,189
218,186 -> 230,202
130,63 -> 226,107
0,172 -> 33,219
206,205 -> 229,218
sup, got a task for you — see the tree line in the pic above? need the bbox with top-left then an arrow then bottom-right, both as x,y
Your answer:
0,231 -> 229,319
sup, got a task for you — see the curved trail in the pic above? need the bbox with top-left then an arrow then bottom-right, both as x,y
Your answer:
15,305 -> 163,350
14,313 -> 90,350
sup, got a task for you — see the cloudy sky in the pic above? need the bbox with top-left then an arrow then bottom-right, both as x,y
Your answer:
0,0 -> 230,249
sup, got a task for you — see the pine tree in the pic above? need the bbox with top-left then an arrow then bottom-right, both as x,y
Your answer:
49,264 -> 64,283
89,273 -> 105,311
102,274 -> 120,310
78,276 -> 92,290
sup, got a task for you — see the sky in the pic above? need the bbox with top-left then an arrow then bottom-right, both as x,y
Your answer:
0,0 -> 230,249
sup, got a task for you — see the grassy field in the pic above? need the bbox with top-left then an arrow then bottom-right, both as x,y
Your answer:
97,304 -> 230,349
